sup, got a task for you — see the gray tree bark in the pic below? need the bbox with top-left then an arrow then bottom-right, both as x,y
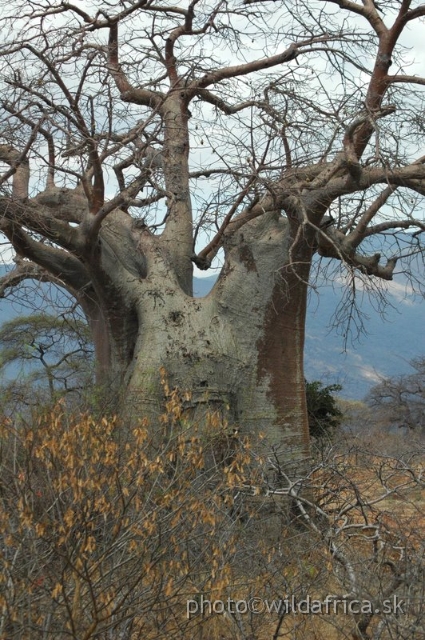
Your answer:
77,206 -> 313,474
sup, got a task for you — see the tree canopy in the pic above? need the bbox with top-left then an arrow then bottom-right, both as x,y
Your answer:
0,0 -> 424,284
367,356 -> 425,433
0,312 -> 93,405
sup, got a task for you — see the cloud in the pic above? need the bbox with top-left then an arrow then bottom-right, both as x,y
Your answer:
357,364 -> 383,384
385,280 -> 416,306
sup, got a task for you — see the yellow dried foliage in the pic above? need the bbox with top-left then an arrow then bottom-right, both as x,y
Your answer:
0,389 -> 257,639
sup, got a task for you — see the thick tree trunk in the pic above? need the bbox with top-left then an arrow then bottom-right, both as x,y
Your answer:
90,210 -> 313,476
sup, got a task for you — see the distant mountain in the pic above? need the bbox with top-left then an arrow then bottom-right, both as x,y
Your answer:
304,275 -> 424,399
193,275 -> 217,297
1,265 -> 423,399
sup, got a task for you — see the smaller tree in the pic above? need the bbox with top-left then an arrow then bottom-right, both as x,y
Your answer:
306,380 -> 343,442
0,312 -> 93,409
366,358 -> 425,435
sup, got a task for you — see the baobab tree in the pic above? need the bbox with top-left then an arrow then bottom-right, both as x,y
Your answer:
0,0 -> 425,470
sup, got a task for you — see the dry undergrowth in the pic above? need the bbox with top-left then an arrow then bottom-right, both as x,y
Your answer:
0,389 -> 424,640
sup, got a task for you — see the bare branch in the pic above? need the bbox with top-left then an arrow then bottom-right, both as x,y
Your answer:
319,0 -> 387,36
193,175 -> 257,269
0,197 -> 84,253
0,113 -> 47,198
107,22 -> 163,109
348,185 -> 397,245
0,257 -> 77,298
317,225 -> 399,280
387,74 -> 425,87
0,144 -> 30,199
390,1 -> 425,41
192,35 -> 332,90
194,88 -> 260,114
81,174 -> 149,244
365,218 -> 425,237
0,222 -> 90,293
